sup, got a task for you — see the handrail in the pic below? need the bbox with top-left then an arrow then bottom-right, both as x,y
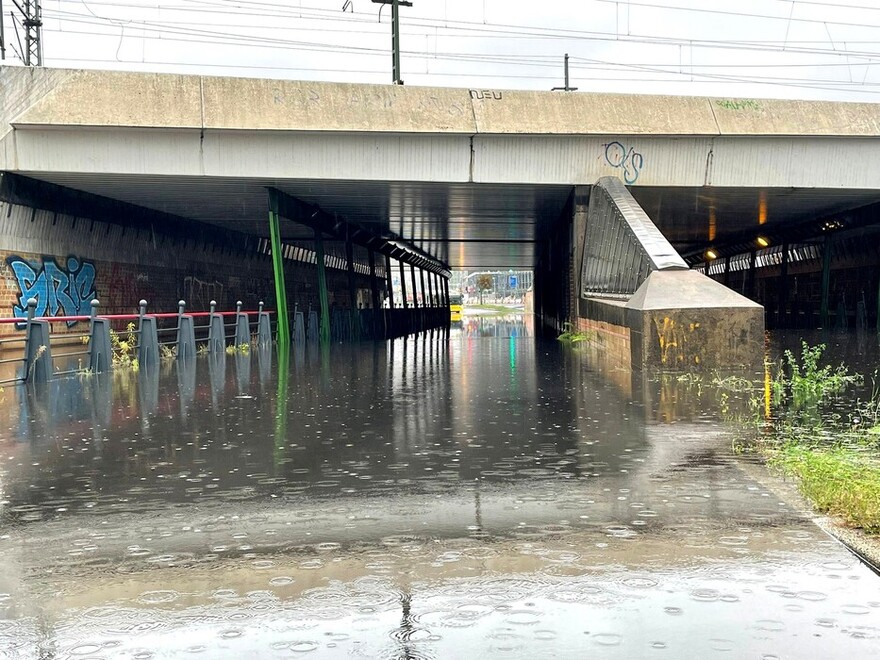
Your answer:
0,310 -> 274,324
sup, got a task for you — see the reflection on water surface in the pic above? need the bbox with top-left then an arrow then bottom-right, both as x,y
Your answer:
0,318 -> 878,658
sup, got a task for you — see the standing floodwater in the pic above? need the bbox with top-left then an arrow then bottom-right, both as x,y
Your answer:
0,318 -> 878,658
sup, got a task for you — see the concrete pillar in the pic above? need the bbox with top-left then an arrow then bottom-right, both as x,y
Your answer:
778,242 -> 790,328
746,249 -> 757,300
368,249 -> 380,310
384,254 -> 394,339
820,235 -> 832,329
314,228 -> 331,344
420,268 -> 428,308
344,232 -> 358,341
385,254 -> 394,308
570,186 -> 589,327
399,260 -> 408,309
410,264 -> 419,308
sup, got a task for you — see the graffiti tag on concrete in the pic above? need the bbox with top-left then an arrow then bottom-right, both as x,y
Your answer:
6,255 -> 97,326
603,141 -> 644,185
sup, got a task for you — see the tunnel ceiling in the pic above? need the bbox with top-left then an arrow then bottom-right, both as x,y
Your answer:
632,186 -> 880,255
15,172 -> 880,272
17,173 -> 572,271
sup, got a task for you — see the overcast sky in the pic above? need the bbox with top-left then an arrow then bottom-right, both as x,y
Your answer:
6,0 -> 880,101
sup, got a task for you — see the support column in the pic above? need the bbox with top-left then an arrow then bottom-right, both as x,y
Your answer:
345,231 -> 359,341
821,235 -> 832,329
368,250 -> 380,310
427,272 -> 435,307
368,249 -> 380,339
314,228 -> 331,344
384,254 -> 394,339
571,186 -> 589,325
385,254 -> 395,308
778,242 -> 790,329
420,268 -> 428,308
746,249 -> 757,300
410,264 -> 419,308
268,190 -> 290,346
723,256 -> 731,287
399,260 -> 409,309
443,277 -> 450,307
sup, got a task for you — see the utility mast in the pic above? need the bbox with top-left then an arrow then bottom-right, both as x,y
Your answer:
371,0 -> 412,85
4,0 -> 43,65
551,53 -> 577,92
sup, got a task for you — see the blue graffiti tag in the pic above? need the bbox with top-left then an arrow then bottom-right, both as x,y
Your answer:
6,255 -> 97,327
603,141 -> 644,185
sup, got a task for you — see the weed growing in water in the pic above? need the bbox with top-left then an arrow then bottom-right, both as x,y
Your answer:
557,322 -> 594,344
779,341 -> 861,406
110,322 -> 139,372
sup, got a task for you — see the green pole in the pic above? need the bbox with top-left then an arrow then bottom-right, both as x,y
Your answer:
314,227 -> 331,345
273,340 -> 289,471
268,190 -> 290,346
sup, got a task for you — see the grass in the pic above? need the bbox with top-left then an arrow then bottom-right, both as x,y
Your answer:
769,443 -> 880,533
467,303 -> 524,315
725,341 -> 880,534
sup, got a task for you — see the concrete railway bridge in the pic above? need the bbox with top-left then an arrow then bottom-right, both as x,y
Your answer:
2,67 -> 880,368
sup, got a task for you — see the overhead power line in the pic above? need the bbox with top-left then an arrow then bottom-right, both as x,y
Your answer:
30,0 -> 880,99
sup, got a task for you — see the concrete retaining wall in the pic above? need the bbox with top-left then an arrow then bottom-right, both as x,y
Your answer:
0,196 -> 379,338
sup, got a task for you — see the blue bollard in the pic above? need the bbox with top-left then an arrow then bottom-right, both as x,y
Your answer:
24,297 -> 52,385
176,300 -> 196,361
234,300 -> 250,348
88,299 -> 112,374
208,300 -> 225,354
257,301 -> 272,347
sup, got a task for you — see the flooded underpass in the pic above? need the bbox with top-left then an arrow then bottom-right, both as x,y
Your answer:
0,316 -> 878,659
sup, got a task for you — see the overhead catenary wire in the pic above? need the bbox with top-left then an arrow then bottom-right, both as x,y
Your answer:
13,0 -> 880,98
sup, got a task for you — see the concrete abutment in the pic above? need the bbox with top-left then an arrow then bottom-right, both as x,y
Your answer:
556,177 -> 765,371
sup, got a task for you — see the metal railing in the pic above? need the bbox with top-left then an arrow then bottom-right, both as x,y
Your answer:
0,298 -> 274,386
581,176 -> 688,299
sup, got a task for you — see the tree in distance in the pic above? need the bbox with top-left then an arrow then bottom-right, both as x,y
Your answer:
475,274 -> 494,304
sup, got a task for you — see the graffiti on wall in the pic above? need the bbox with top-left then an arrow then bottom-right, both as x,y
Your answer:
6,255 -> 97,326
183,276 -> 225,309
603,141 -> 644,185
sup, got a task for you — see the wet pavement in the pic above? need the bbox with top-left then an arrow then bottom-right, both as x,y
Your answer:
0,316 -> 878,658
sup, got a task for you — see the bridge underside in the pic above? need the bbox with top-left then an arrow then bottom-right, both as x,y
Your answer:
13,172 -> 571,271
3,68 -> 880,363
5,168 -> 880,364
11,171 -> 880,272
